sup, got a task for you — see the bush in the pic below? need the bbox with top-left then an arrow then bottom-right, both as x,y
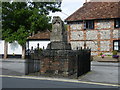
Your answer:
100,52 -> 103,56
112,50 -> 119,59
107,55 -> 112,56
112,50 -> 117,55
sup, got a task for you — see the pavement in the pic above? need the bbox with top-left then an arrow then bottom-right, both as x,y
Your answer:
0,58 -> 26,75
79,61 -> 119,84
0,58 -> 119,85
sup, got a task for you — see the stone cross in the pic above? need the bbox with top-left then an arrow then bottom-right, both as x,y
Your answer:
50,16 -> 67,42
46,16 -> 71,50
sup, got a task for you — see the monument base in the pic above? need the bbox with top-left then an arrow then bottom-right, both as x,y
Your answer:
46,42 -> 71,50
40,50 -> 77,76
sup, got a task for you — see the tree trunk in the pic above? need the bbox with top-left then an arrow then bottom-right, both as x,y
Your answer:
4,41 -> 8,59
22,46 -> 26,59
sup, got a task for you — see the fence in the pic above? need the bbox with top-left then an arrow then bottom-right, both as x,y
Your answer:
25,46 -> 91,78
25,47 -> 41,75
77,48 -> 91,77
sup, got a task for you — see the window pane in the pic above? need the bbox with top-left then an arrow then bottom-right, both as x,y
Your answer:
114,46 -> 118,50
113,40 -> 120,52
114,42 -> 118,45
115,19 -> 120,28
85,20 -> 94,29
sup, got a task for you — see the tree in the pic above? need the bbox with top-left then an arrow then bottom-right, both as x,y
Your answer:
2,2 -> 61,59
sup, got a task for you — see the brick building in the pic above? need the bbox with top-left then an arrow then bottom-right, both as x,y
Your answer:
65,2 -> 120,55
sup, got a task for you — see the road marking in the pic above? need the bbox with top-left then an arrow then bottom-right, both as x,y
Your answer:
0,75 -> 119,87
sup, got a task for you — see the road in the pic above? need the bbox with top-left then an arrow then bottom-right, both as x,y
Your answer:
1,76 -> 119,88
0,59 -> 119,89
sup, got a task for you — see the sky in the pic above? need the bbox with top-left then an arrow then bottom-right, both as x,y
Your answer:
49,0 -> 88,21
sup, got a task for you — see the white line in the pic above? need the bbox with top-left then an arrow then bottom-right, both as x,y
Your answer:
0,75 -> 119,87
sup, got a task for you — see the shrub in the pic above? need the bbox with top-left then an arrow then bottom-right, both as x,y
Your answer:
100,52 -> 103,56
112,50 -> 117,55
107,55 -> 112,56
112,50 -> 119,59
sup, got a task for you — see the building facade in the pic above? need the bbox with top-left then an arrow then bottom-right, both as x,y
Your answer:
0,32 -> 50,58
27,31 -> 50,50
65,2 -> 120,55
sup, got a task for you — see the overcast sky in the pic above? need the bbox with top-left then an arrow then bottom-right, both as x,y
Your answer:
49,0 -> 88,21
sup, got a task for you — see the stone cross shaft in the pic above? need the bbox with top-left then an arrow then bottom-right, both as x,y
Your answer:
50,16 -> 67,42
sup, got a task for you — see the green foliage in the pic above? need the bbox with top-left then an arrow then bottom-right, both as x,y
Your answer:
107,55 -> 112,56
2,2 -> 61,46
64,24 -> 67,31
112,50 -> 117,55
2,2 -> 31,44
16,25 -> 29,46
38,48 -> 43,54
29,14 -> 51,33
28,2 -> 61,14
99,52 -> 103,56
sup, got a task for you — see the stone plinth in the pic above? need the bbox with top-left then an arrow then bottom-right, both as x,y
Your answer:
46,42 -> 71,50
40,50 -> 77,76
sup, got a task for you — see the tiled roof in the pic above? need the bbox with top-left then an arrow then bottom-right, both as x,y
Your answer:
28,31 -> 50,40
65,2 -> 120,22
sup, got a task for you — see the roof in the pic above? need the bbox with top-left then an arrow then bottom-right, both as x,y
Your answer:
28,31 -> 50,40
65,2 -> 120,22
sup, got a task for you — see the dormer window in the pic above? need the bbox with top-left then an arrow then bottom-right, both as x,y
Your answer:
115,19 -> 120,28
84,20 -> 94,30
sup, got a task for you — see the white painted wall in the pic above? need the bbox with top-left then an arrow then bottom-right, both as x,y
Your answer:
28,40 -> 50,50
0,40 -> 4,54
8,41 -> 22,55
0,40 -> 50,55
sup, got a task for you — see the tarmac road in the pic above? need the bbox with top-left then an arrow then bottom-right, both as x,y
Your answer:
1,76 -> 119,88
0,59 -> 119,85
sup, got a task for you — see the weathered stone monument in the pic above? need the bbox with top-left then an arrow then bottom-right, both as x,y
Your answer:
37,16 -> 91,77
40,16 -> 76,76
47,16 -> 71,50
